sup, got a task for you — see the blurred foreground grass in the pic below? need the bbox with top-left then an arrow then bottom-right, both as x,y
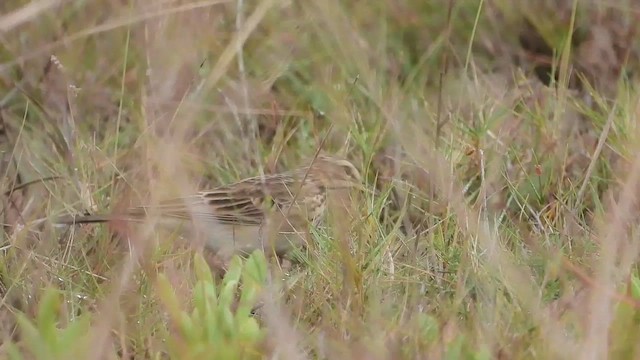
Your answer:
1,0 -> 640,359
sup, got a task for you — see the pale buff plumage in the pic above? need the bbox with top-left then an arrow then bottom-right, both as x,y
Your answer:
55,155 -> 362,257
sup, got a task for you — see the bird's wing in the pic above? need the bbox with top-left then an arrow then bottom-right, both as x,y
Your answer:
127,174 -> 301,226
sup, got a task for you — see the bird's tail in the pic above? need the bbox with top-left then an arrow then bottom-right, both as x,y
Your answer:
53,214 -> 133,226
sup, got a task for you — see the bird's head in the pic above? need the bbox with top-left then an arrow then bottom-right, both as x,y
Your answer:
305,154 -> 362,190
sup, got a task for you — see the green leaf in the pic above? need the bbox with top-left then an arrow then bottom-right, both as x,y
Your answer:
16,313 -> 49,360
630,274 -> 640,300
5,342 -> 24,360
194,252 -> 214,285
219,280 -> 239,310
223,256 -> 244,288
188,308 -> 204,343
36,288 -> 61,349
220,307 -> 236,337
445,336 -> 464,360
204,309 -> 221,346
243,251 -> 268,285
473,347 -> 492,360
203,280 -> 218,308
56,315 -> 90,355
155,274 -> 183,324
236,284 -> 258,319
179,312 -> 196,342
238,317 -> 263,343
417,313 -> 439,342
192,282 -> 207,326
158,252 -> 267,358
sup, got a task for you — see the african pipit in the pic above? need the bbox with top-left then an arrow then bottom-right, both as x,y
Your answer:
55,155 -> 362,257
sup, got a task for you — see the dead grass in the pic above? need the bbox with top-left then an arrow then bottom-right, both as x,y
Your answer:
1,0 -> 640,358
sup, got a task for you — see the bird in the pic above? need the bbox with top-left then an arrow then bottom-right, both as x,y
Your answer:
54,154 -> 363,258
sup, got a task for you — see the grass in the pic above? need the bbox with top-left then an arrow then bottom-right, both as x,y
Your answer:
1,0 -> 640,358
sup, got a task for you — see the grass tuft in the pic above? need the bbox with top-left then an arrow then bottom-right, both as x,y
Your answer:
1,0 -> 640,358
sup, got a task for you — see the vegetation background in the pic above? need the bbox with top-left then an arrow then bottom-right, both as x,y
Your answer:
1,0 -> 640,358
